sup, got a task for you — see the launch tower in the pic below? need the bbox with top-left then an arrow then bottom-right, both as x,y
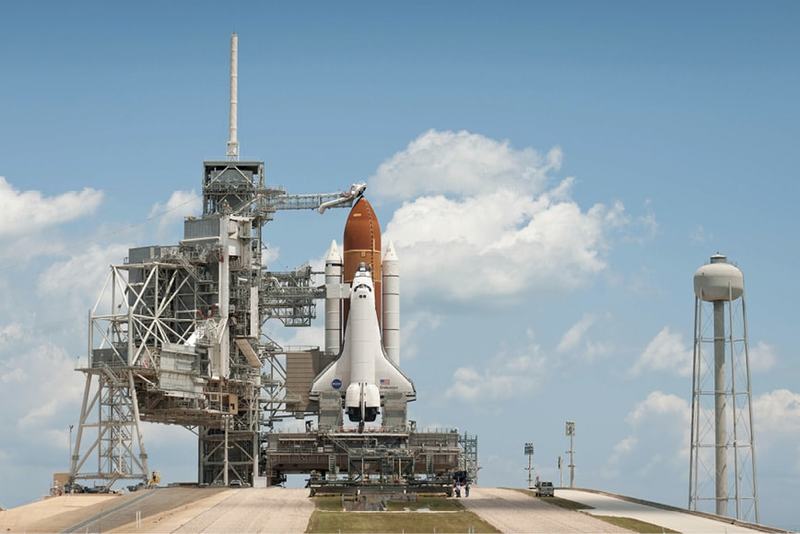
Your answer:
67,33 -> 477,493
68,33 -> 364,489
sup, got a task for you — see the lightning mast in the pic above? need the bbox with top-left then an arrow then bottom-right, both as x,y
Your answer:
226,33 -> 239,160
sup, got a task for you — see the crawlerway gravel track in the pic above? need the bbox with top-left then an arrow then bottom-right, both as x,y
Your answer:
461,487 -> 629,534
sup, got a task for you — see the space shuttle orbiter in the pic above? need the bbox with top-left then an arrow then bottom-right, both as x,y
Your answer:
310,197 -> 415,429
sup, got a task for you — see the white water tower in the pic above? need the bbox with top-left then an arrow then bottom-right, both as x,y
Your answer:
688,254 -> 759,522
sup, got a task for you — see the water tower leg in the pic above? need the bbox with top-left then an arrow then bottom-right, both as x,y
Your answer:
713,300 -> 728,517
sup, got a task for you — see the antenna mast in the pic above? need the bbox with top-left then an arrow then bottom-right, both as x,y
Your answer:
226,32 -> 239,160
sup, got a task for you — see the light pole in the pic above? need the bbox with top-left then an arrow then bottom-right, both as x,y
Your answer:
566,421 -> 575,488
524,443 -> 534,489
68,424 -> 74,470
558,455 -> 563,488
223,415 -> 231,486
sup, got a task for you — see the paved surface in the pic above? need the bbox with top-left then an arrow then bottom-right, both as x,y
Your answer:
120,487 -> 313,533
462,487 -> 629,533
0,492 -> 141,533
0,487 -> 312,534
558,489 -> 767,534
5,486 -> 775,534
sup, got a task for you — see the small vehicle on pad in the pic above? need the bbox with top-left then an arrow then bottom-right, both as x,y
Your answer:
535,481 -> 554,497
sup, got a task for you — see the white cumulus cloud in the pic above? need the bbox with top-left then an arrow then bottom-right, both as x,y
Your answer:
446,336 -> 547,402
385,191 -> 624,301
38,243 -> 131,299
37,243 -> 131,336
370,129 -> 562,199
748,341 -> 777,372
632,327 -> 776,377
0,177 -> 103,237
557,314 -> 597,353
148,189 -> 202,237
753,389 -> 800,444
626,391 -> 691,427
631,326 -> 692,377
401,311 -> 443,360
603,391 -> 691,480
0,322 -> 24,346
373,130 -> 628,302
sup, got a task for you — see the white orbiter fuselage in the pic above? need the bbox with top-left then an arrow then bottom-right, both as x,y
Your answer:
310,265 -> 415,424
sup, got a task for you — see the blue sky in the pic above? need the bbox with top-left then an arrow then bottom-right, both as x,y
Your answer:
1,1 -> 799,529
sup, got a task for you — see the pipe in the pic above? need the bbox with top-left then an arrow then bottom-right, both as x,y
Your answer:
714,300 -> 728,516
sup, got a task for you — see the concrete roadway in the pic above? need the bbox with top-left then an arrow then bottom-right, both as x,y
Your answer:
558,489 -> 771,534
4,485 -> 778,533
110,487 -> 313,533
462,487 -> 629,533
0,487 -> 313,533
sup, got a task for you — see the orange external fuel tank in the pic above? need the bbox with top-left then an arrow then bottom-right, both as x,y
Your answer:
342,197 -> 381,331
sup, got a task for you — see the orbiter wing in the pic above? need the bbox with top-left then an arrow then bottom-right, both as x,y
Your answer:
310,344 -> 415,400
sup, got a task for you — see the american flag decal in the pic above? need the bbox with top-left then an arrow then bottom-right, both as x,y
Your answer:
379,378 -> 390,386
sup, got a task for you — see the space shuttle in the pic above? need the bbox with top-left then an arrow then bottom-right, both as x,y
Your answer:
310,197 -> 415,429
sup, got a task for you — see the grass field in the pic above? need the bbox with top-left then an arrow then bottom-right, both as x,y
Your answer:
313,496 -> 346,511
505,488 -> 594,511
593,515 -> 680,533
306,511 -> 499,533
307,496 -> 499,533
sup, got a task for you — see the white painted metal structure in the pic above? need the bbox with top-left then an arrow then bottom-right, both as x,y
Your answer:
565,421 -> 576,488
524,442 -> 534,488
324,240 -> 342,355
68,34 -> 365,490
226,33 -> 239,160
381,240 -> 400,365
689,254 -> 759,522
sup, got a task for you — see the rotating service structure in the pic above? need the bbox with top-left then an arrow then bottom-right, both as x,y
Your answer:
67,34 -> 364,489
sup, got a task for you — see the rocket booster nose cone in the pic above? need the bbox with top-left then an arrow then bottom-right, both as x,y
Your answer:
384,240 -> 398,262
326,240 -> 342,263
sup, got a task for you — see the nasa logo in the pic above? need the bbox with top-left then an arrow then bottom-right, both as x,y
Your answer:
331,378 -> 342,390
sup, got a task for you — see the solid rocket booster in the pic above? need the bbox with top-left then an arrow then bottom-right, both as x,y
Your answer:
324,240 -> 342,355
382,240 -> 400,366
342,197 -> 382,331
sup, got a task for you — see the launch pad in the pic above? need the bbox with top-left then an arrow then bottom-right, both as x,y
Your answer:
264,429 -> 465,495
64,33 -> 478,495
